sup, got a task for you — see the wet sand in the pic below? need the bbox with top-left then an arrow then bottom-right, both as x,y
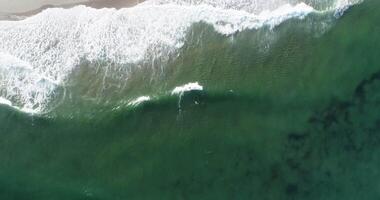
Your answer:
0,0 -> 144,19
85,0 -> 143,9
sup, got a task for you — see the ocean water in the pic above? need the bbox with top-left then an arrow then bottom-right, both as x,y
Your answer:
1,0 -> 380,199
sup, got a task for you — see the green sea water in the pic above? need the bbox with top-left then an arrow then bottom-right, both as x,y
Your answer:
1,0 -> 380,199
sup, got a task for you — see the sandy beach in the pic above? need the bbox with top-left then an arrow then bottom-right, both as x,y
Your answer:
0,0 -> 143,15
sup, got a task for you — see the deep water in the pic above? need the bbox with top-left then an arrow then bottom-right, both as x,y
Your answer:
1,0 -> 380,199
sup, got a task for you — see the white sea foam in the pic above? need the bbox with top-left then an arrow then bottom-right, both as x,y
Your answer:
0,0 -> 361,113
128,96 -> 151,106
0,96 -> 38,114
334,0 -> 363,17
0,52 -> 57,113
0,97 -> 12,106
171,82 -> 203,95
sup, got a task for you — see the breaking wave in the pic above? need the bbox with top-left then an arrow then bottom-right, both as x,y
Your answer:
0,0 -> 362,114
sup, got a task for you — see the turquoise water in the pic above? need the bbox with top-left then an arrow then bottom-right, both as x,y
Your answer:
1,0 -> 380,199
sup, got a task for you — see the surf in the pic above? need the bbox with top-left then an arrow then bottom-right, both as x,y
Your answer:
0,0 -> 363,114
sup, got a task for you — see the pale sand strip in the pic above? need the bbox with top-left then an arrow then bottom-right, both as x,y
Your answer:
0,0 -> 89,13
0,0 -> 144,19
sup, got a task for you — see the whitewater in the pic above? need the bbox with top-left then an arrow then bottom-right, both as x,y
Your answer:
0,0 -> 362,114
